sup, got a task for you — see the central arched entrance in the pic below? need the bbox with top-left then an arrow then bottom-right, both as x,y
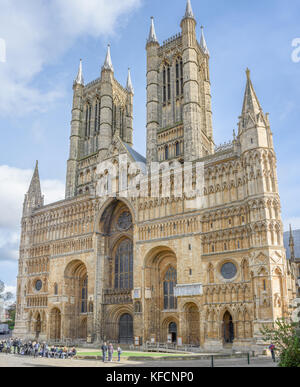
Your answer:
223,311 -> 234,344
119,313 -> 133,344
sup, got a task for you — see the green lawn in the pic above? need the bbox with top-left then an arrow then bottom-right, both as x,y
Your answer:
78,351 -> 189,358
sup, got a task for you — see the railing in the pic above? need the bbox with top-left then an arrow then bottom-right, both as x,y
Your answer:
215,141 -> 234,153
142,342 -> 201,353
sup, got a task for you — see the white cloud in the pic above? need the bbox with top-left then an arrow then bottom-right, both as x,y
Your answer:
0,0 -> 141,116
0,164 -> 64,264
54,0 -> 141,37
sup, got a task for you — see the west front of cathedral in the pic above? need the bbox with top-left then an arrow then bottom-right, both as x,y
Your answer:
14,1 -> 298,353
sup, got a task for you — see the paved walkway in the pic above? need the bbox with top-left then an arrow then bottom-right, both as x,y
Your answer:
0,353 -> 277,368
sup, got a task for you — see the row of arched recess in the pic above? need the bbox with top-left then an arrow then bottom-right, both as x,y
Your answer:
41,307 -> 237,345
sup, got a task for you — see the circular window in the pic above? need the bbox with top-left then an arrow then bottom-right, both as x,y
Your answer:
117,211 -> 132,231
35,280 -> 43,292
221,262 -> 237,280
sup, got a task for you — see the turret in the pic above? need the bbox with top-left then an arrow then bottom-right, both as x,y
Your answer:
146,17 -> 159,164
180,0 -> 203,161
23,161 -> 44,216
237,69 -> 278,196
125,68 -> 134,146
238,69 -> 274,154
99,45 -> 114,153
66,59 -> 84,199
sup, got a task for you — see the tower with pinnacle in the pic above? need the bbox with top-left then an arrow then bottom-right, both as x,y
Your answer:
65,46 -> 135,199
146,0 -> 214,164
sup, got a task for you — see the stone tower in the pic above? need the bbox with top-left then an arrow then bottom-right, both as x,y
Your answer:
65,47 -> 135,199
14,161 -> 45,338
146,0 -> 214,164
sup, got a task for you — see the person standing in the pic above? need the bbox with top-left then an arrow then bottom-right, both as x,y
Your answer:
117,346 -> 122,362
269,344 -> 276,362
101,342 -> 108,363
12,338 -> 17,354
108,343 -> 114,362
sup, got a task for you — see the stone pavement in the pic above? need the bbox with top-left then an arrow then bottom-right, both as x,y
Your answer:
0,353 -> 277,368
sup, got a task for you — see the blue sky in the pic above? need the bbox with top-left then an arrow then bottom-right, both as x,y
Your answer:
0,0 -> 299,291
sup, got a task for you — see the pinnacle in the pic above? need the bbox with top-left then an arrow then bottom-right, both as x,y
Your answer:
147,16 -> 158,44
126,68 -> 134,94
200,26 -> 210,56
74,59 -> 84,85
102,44 -> 114,72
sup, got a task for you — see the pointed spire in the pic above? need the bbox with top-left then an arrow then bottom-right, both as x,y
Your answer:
147,17 -> 158,44
102,44 -> 114,72
126,68 -> 134,94
23,161 -> 44,215
184,0 -> 195,19
241,68 -> 263,116
289,224 -> 295,261
200,26 -> 210,56
233,128 -> 236,141
74,59 -> 84,85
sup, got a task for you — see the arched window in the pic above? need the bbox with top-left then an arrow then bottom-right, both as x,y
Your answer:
134,301 -> 142,313
54,283 -> 58,295
180,59 -> 183,94
85,104 -> 91,137
163,267 -> 177,310
112,103 -> 117,134
175,142 -> 180,157
94,98 -> 101,133
81,276 -> 88,313
114,239 -> 133,290
167,65 -> 171,101
176,60 -> 180,96
120,108 -> 125,139
163,66 -> 167,103
165,145 -> 169,160
176,58 -> 183,97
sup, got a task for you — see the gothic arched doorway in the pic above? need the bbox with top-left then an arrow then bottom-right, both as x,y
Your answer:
50,308 -> 61,341
223,311 -> 234,344
119,314 -> 133,344
169,322 -> 177,343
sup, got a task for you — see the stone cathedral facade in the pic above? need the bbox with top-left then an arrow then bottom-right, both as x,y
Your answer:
14,1 -> 298,352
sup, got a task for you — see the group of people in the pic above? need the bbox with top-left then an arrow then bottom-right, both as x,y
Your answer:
0,338 -> 77,359
101,342 -> 122,362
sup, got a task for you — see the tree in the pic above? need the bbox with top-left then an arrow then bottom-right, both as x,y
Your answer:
6,303 -> 16,331
260,318 -> 300,368
0,280 -> 14,302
